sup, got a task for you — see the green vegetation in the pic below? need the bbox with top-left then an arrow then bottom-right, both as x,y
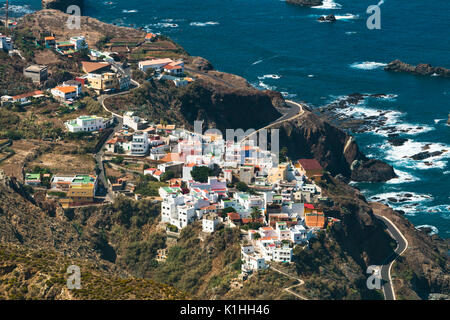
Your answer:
0,244 -> 187,300
191,166 -> 215,183
236,181 -> 249,192
134,175 -> 168,197
160,171 -> 175,182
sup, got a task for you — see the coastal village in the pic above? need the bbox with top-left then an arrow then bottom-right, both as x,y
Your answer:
0,2 -> 447,304
0,10 -> 340,290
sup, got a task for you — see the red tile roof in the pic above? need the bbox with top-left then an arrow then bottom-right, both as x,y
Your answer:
227,212 -> 240,220
12,90 -> 44,100
297,159 -> 323,171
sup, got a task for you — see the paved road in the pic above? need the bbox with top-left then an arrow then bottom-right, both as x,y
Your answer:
240,99 -> 304,143
94,116 -> 123,202
374,214 -> 409,300
98,78 -> 141,118
94,75 -> 139,201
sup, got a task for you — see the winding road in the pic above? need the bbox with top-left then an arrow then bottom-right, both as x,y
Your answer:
240,99 -> 305,143
374,214 -> 409,300
94,76 -> 141,201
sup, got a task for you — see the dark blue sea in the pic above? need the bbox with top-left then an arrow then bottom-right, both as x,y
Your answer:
13,0 -> 450,238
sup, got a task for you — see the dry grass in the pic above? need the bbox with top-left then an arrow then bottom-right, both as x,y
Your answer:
28,142 -> 95,174
0,140 -> 43,179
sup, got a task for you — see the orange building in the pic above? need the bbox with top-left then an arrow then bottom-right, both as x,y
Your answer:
305,211 -> 325,229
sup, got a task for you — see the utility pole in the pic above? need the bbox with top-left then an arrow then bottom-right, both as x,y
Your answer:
4,0 -> 8,35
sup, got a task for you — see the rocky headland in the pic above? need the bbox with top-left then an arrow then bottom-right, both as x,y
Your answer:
385,60 -> 450,78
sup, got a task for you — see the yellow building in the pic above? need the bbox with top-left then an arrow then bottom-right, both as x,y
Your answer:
87,72 -> 116,93
67,184 -> 95,204
267,163 -> 288,184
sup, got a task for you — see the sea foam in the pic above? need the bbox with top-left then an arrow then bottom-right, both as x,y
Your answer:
312,0 -> 342,9
350,61 -> 387,70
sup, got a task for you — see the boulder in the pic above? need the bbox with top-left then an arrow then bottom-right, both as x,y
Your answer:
351,159 -> 396,182
318,15 -> 337,23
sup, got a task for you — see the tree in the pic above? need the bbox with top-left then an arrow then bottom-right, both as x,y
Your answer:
236,181 -> 249,192
160,170 -> 175,182
190,166 -> 213,183
250,207 -> 261,222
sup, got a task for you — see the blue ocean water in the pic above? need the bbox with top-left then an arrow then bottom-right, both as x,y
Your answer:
12,0 -> 450,238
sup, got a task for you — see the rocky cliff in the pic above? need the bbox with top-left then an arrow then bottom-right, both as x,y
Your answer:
370,202 -> 449,299
272,110 -> 396,181
385,60 -> 450,78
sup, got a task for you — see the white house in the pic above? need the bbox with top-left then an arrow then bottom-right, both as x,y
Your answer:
70,36 -> 88,50
138,58 -> 174,73
202,213 -> 220,233
63,80 -> 83,96
65,115 -> 109,133
241,245 -> 267,272
123,111 -> 148,131
51,86 -> 78,101
130,131 -> 149,155
0,34 -> 12,52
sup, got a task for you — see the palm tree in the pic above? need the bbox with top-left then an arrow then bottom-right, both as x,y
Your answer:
250,207 -> 261,223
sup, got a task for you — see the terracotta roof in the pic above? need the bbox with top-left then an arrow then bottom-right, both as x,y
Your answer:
81,61 -> 111,74
12,90 -> 44,100
145,33 -> 156,39
164,64 -> 182,70
227,212 -> 240,220
201,205 -> 217,210
297,159 -> 323,171
54,86 -> 76,94
304,203 -> 315,210
160,153 -> 182,163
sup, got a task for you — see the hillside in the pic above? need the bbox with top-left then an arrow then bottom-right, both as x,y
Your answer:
1,9 -> 448,301
0,173 -> 187,299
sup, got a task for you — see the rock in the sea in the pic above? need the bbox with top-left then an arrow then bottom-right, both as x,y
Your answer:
385,59 -> 450,78
411,151 -> 443,161
447,113 -> 450,125
318,15 -> 336,23
388,137 -> 408,147
350,159 -> 397,182
417,226 -> 434,236
286,0 -> 323,7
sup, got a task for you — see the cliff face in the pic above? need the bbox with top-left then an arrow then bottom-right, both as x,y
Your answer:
370,202 -> 450,299
42,0 -> 84,12
385,59 -> 450,78
273,110 -> 396,181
